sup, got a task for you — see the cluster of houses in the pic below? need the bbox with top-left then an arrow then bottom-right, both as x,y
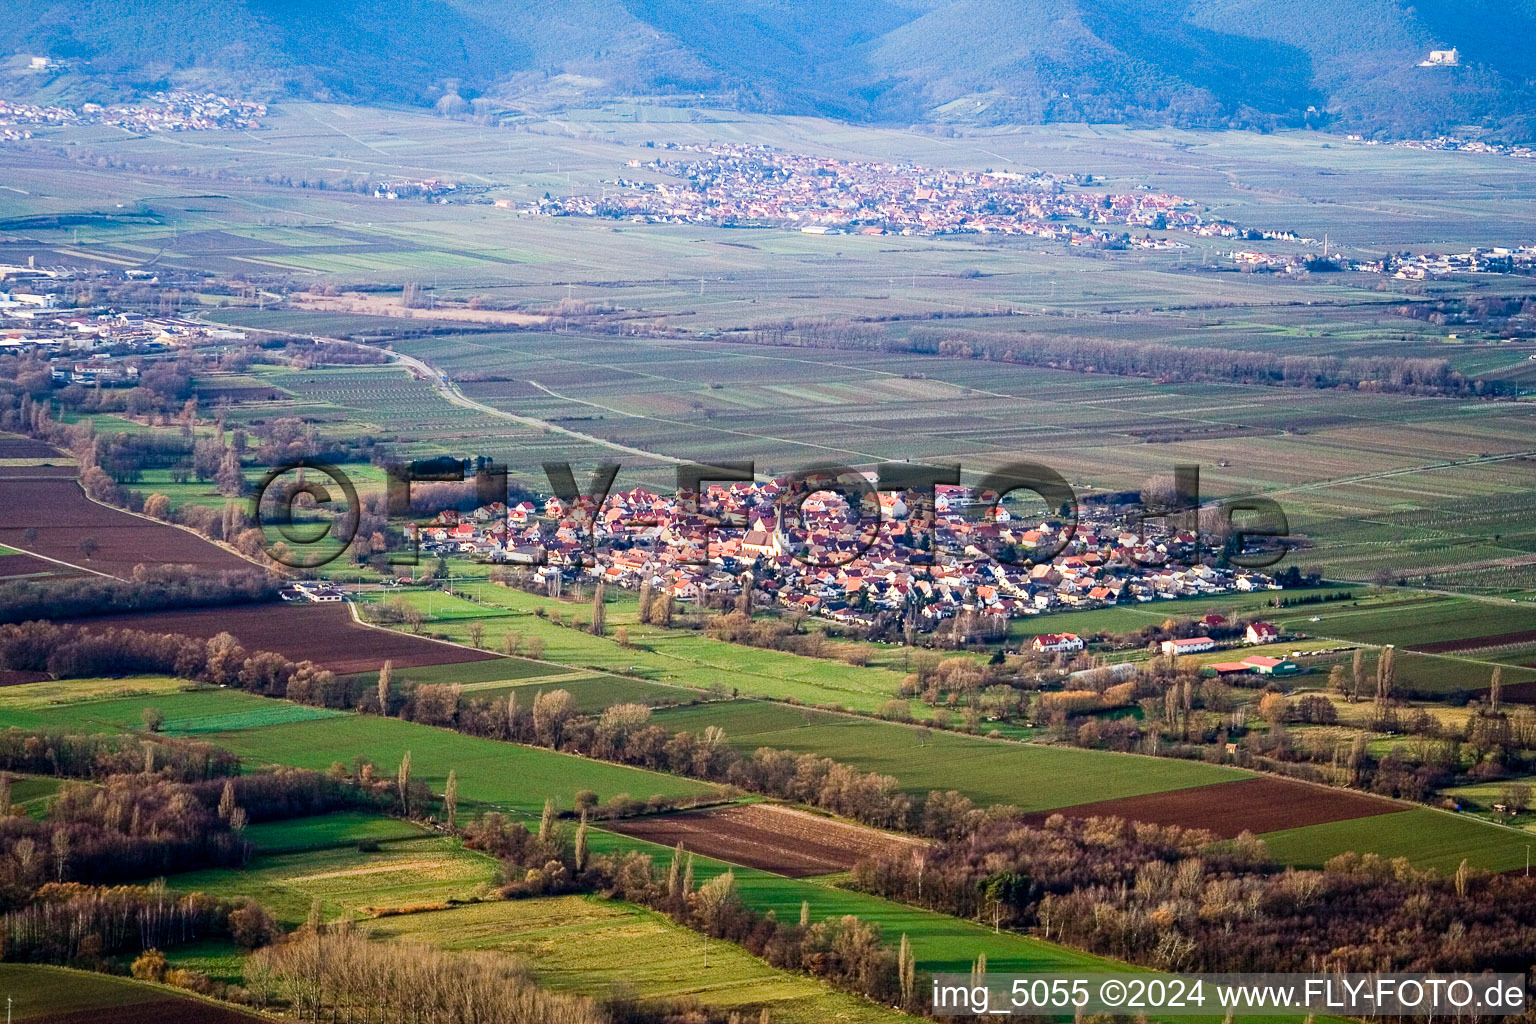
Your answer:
1226,244 -> 1536,280
1028,619 -> 1300,674
408,478 -> 1281,634
530,142 -> 1249,245
1356,134 -> 1536,161
281,580 -> 346,603
0,90 -> 264,134
1382,246 -> 1536,280
373,179 -> 458,201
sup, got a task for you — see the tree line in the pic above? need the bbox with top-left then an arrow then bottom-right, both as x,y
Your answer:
735,320 -> 1486,397
0,621 -> 355,707
4,882 -> 267,964
0,753 -> 383,908
0,565 -> 280,625
0,727 -> 237,783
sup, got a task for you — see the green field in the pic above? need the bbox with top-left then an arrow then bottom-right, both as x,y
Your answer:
367,896 -> 915,1024
352,638 -> 715,712
159,702 -> 348,735
343,655 -> 562,686
462,672 -> 706,713
1292,593 -> 1536,648
243,809 -> 430,854
0,963 -> 263,1021
208,706 -> 718,815
169,832 -> 501,925
1441,774 -> 1536,825
653,700 -> 1246,811
7,774 -> 64,818
357,587 -> 915,713
1007,586 -> 1347,641
1257,808 -> 1535,873
0,686 -> 287,732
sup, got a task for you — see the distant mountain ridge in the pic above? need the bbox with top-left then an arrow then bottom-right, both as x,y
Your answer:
4,0 -> 1534,137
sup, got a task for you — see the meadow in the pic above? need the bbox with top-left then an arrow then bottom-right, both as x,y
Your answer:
653,700 -> 1246,810
366,896 -> 915,1024
356,586 -> 916,713
242,809 -> 429,854
168,831 -> 501,925
206,706 -> 718,815
1257,807 -> 1535,873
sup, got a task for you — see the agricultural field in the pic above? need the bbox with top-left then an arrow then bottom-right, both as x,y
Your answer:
0,465 -> 253,579
0,673 -> 193,710
366,896 -> 915,1024
1016,777 -> 1402,837
1292,592 -> 1536,649
242,809 -> 428,854
608,802 -> 923,877
166,831 -> 501,925
0,964 -> 265,1023
579,826 -> 1118,976
6,775 -> 64,818
651,699 -> 1536,872
20,107 -> 1519,596
652,700 -> 1247,810
192,318 -> 1536,598
202,702 -> 719,815
460,673 -> 704,713
354,586 -> 916,713
1258,808 -> 1536,873
0,550 -> 82,585
0,679 -> 718,815
68,601 -> 497,676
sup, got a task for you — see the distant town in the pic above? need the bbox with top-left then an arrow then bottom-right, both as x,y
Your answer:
0,89 -> 265,137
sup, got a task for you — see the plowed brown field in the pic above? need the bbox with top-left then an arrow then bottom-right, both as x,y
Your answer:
0,468 -> 251,578
0,456 -> 492,675
609,802 -> 921,877
73,602 -> 495,676
1019,776 -> 1401,837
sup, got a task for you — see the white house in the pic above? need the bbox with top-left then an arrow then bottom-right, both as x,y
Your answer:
1161,636 -> 1215,656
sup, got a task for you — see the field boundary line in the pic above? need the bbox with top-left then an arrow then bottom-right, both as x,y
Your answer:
0,539 -> 116,580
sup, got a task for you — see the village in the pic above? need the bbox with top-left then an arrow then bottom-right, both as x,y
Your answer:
403,475 -> 1284,644
0,89 -> 265,135
531,141 -> 1241,247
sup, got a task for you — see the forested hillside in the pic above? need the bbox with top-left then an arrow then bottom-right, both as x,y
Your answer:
3,0 -> 1535,136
